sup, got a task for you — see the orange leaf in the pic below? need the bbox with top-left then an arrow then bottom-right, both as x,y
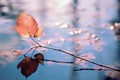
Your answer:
34,27 -> 43,38
14,12 -> 43,38
17,57 -> 39,78
34,53 -> 44,65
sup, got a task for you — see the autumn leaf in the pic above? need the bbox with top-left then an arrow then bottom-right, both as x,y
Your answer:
14,12 -> 43,38
17,57 -> 39,78
34,53 -> 44,65
34,27 -> 43,38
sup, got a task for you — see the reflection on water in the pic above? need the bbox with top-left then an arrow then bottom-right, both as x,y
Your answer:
0,0 -> 120,80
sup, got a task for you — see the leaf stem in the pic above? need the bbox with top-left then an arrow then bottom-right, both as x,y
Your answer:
24,46 -> 38,56
31,48 -> 38,58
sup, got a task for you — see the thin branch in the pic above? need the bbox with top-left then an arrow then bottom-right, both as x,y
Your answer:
30,36 -> 41,47
74,68 -> 114,71
31,47 -> 38,58
27,35 -> 120,72
37,45 -> 120,72
17,46 -> 38,60
23,46 -> 38,57
43,59 -> 74,64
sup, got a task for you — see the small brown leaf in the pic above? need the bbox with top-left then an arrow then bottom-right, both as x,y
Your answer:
34,53 -> 44,65
17,57 -> 39,78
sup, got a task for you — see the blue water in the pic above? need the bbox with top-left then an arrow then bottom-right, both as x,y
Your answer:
0,0 -> 119,80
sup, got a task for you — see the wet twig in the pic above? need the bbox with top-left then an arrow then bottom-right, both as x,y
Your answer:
25,37 -> 120,72
43,59 -> 74,64
74,68 -> 114,71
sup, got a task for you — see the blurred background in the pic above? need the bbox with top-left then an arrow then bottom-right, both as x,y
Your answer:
0,0 -> 120,80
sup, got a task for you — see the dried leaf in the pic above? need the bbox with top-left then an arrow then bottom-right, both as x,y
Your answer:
14,12 -> 43,38
34,27 -> 43,38
34,53 -> 44,65
17,57 -> 38,78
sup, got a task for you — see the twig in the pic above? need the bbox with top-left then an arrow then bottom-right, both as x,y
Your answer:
23,46 -> 38,57
30,36 -> 41,47
31,47 -> 38,58
29,35 -> 120,72
17,46 -> 38,60
74,68 -> 114,71
43,59 -> 74,64
37,45 -> 120,72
